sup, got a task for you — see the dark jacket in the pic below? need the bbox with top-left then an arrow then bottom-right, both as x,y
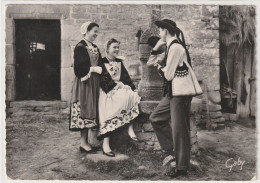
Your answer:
99,57 -> 136,93
73,40 -> 102,78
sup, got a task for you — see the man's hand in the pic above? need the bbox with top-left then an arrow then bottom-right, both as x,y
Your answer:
157,64 -> 163,70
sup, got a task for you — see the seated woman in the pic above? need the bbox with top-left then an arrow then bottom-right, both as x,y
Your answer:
98,38 -> 141,157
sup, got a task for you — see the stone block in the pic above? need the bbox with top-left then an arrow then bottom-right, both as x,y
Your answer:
191,136 -> 198,145
194,29 -> 219,40
72,5 -> 87,13
61,41 -> 73,68
206,66 -> 220,91
209,18 -> 219,30
208,90 -> 221,104
204,39 -> 219,49
5,44 -> 15,65
6,79 -> 15,101
190,130 -> 197,138
5,19 -> 14,44
201,117 -> 225,124
6,65 -> 15,80
139,101 -> 160,114
193,65 -> 220,91
137,132 -> 155,142
144,145 -> 154,151
202,5 -> 219,17
61,19 -> 75,26
61,24 -> 81,41
211,58 -> 220,66
191,143 -> 199,155
61,67 -> 74,101
153,141 -> 161,151
142,122 -> 154,132
202,103 -> 222,112
139,44 -> 152,61
86,151 -> 129,163
136,141 -> 146,150
146,141 -> 154,146
222,113 -> 230,121
128,64 -> 141,77
190,48 -> 219,58
210,111 -> 222,119
6,5 -> 70,19
71,13 -> 92,20
192,65 -> 207,82
222,113 -> 237,121
229,114 -> 237,121
133,122 -> 143,132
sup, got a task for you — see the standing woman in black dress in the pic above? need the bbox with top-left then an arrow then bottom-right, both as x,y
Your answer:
69,22 -> 103,153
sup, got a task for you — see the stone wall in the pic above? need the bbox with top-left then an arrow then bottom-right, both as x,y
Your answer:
161,5 -> 223,127
5,4 -> 222,154
6,5 -> 221,107
5,4 -> 151,101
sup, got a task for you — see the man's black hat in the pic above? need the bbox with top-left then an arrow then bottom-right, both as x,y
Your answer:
155,19 -> 180,33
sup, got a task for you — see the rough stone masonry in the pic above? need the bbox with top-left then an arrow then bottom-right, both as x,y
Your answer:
5,4 -> 223,154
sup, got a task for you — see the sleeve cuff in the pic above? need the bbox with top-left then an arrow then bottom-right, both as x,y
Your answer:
151,50 -> 164,55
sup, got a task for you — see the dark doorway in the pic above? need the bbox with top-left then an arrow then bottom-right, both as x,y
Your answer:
219,6 -> 256,118
15,19 -> 61,100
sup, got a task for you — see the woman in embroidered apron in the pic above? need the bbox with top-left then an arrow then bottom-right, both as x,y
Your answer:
98,38 -> 141,157
69,22 -> 103,153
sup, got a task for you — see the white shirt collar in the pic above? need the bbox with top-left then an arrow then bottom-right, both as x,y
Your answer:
166,36 -> 177,47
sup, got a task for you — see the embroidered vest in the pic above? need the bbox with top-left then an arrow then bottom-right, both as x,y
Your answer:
162,40 -> 190,98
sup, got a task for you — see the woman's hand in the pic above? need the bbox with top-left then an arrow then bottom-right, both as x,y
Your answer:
123,85 -> 131,90
153,39 -> 166,51
92,66 -> 102,74
81,72 -> 91,82
116,82 -> 124,89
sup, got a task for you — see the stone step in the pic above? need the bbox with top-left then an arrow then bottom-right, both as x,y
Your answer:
9,100 -> 69,108
6,100 -> 70,118
85,151 -> 130,163
200,117 -> 226,124
8,110 -> 70,118
8,106 -> 69,113
202,103 -> 222,112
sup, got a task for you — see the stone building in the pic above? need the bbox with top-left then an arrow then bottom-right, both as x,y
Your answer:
5,4 -> 223,152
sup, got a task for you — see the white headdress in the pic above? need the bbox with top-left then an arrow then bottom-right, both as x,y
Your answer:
80,21 -> 92,35
103,40 -> 110,54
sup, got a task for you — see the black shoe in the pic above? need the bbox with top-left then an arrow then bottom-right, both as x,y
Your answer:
102,148 -> 115,157
169,170 -> 187,178
79,146 -> 96,154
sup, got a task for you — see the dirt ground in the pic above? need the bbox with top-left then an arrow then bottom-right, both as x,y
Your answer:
5,114 -> 256,181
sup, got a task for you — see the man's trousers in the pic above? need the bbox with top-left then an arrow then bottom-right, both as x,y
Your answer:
149,95 -> 192,170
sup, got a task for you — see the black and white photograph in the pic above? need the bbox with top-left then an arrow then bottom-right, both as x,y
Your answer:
1,0 -> 258,181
